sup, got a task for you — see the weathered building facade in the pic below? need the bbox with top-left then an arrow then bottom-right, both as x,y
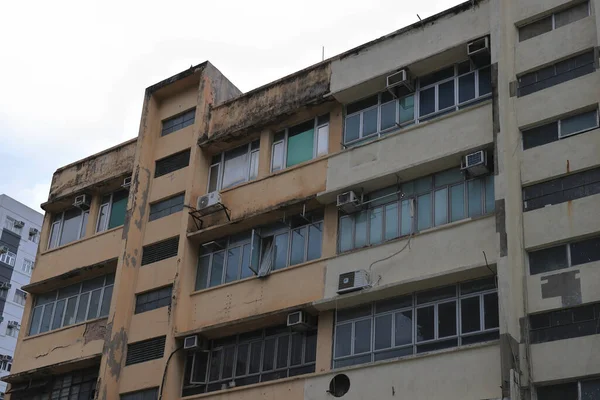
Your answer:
5,0 -> 600,399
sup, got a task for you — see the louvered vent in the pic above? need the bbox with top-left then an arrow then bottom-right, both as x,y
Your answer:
141,237 -> 179,266
125,336 -> 166,366
155,149 -> 191,178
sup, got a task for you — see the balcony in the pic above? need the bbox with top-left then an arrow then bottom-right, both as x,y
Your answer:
531,335 -> 600,382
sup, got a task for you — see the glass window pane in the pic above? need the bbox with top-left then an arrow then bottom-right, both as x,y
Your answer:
271,141 -> 284,171
307,223 -> 322,261
305,331 -> 317,363
417,194 -> 432,230
49,221 -> 60,249
249,151 -> 259,180
59,208 -> 83,246
262,338 -> 276,371
39,303 -> 54,333
335,323 -> 352,358
561,110 -> 598,137
395,311 -> 413,346
222,346 -> 235,379
345,115 -> 360,143
240,243 -> 253,279
339,217 -> 353,252
88,289 -> 101,320
100,285 -> 113,317
354,211 -> 368,248
529,245 -> 568,275
400,200 -> 413,236
380,101 -> 397,130
484,293 -> 499,329
96,204 -> 109,233
459,72 -> 476,103
75,292 -> 90,323
419,87 -> 435,116
369,207 -> 383,245
478,67 -> 492,96
438,80 -> 455,109
274,233 -> 289,270
399,95 -> 415,124
438,301 -> 457,338
555,2 -> 589,28
249,342 -> 262,374
209,252 -> 225,287
276,336 -> 289,369
417,306 -> 435,342
435,169 -> 463,186
537,383 -> 578,400
485,175 -> 495,213
222,146 -> 249,188
316,125 -> 329,156
415,176 -> 433,193
208,164 -> 220,192
434,188 -> 448,226
581,379 -> 600,400
225,247 -> 241,283
468,179 -> 483,217
287,129 -> 314,167
290,334 -> 303,366
354,319 -> 372,354
290,227 -> 307,266
363,108 -> 378,137
374,314 -> 392,350
108,190 -> 128,229
450,183 -> 466,222
51,299 -> 66,330
29,306 -> 43,335
384,203 -> 399,240
571,237 -> 600,266
461,296 -> 481,333
236,343 -> 249,376
519,16 -> 552,41
196,255 -> 210,290
64,297 -> 77,326
209,350 -> 222,381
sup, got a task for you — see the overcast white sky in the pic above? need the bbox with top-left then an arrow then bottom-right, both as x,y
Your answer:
0,0 -> 462,213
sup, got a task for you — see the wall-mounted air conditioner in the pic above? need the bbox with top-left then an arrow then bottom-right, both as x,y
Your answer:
286,311 -> 316,331
122,176 -> 133,190
13,221 -> 25,228
197,191 -> 222,212
183,335 -> 208,351
460,150 -> 490,177
467,37 -> 491,67
386,68 -> 415,98
7,321 -> 19,328
337,270 -> 370,294
73,194 -> 91,211
0,282 -> 11,289
0,246 -> 8,255
337,191 -> 362,214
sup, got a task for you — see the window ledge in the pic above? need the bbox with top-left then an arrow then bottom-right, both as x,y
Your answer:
40,225 -> 123,256
23,316 -> 108,341
190,255 -> 334,297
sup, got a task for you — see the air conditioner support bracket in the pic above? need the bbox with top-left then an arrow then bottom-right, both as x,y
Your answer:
188,203 -> 231,230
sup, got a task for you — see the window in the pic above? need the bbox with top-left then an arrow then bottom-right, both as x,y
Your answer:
518,50 -> 596,97
28,274 -> 114,335
528,236 -> 600,275
9,367 -> 98,400
6,326 -> 18,338
0,251 -> 16,267
48,208 -> 88,249
121,388 -> 159,400
141,236 -> 179,266
126,336 -> 166,365
182,325 -> 317,396
161,108 -> 195,136
271,115 -> 329,171
519,1 -> 590,42
149,193 -> 185,222
0,359 -> 11,371
208,141 -> 259,192
339,169 -> 494,252
0,285 -> 8,299
333,278 -> 498,368
343,60 -> 491,145
522,167 -> 600,212
96,190 -> 128,233
28,228 -> 40,243
523,108 -> 599,149
4,216 -> 23,236
196,212 -> 323,290
13,289 -> 27,306
135,286 -> 172,314
155,149 -> 191,178
537,378 -> 600,400
21,259 -> 34,275
530,302 -> 600,344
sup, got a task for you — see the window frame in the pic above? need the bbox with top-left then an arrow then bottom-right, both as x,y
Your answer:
148,193 -> 185,222
4,216 -> 23,236
207,140 -> 260,192
13,289 -> 27,306
161,108 -> 196,136
519,1 -> 591,42
536,377 -> 600,400
271,115 -> 330,172
522,108 -> 599,149
48,208 -> 88,250
0,251 -> 17,267
22,259 -> 34,274
527,236 -> 600,275
96,190 -> 128,233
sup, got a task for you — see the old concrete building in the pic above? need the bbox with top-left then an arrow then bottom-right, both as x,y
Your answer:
4,0 -> 600,398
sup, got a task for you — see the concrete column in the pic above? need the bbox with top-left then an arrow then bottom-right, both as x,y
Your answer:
84,194 -> 101,238
328,104 -> 344,154
258,129 -> 273,179
315,311 -> 334,373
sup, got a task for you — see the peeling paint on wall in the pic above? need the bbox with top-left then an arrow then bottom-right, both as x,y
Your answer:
541,270 -> 582,307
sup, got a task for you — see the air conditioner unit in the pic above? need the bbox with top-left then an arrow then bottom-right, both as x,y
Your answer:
197,191 -> 222,213
73,194 -> 91,211
0,246 -> 7,255
122,176 -> 133,190
183,335 -> 208,351
287,311 -> 316,331
467,37 -> 491,67
386,68 -> 415,98
0,282 -> 11,289
7,321 -> 19,328
461,150 -> 490,177
13,221 -> 24,229
337,270 -> 370,294
29,228 -> 39,235
337,191 -> 362,214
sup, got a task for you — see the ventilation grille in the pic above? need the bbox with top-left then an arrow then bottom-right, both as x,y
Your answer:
155,149 -> 191,178
120,387 -> 159,400
125,336 -> 166,366
141,237 -> 179,266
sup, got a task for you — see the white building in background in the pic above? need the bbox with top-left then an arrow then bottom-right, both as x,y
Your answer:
0,195 -> 42,398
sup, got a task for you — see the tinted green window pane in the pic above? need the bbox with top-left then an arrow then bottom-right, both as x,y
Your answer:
196,256 -> 210,290
380,101 -> 397,130
363,108 -> 378,136
307,223 -> 322,261
401,181 -> 414,197
384,203 -> 399,240
450,184 -> 466,222
417,194 -> 432,230
468,180 -> 483,217
399,95 -> 415,124
274,233 -> 289,270
401,200 -> 413,235
355,211 -> 368,248
369,207 -> 383,245
339,217 -> 353,252
209,252 -> 225,287
435,169 -> 463,186
434,188 -> 448,226
290,227 -> 307,266
225,247 -> 241,283
286,129 -> 314,167
108,191 -> 128,229
485,175 -> 495,213
415,176 -> 433,193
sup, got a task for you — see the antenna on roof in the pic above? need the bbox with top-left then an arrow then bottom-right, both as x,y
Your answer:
416,14 -> 424,29
322,46 -> 325,61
